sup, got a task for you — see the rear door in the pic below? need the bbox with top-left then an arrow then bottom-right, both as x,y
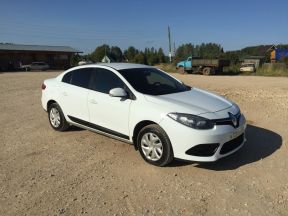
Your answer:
58,68 -> 91,123
87,68 -> 132,139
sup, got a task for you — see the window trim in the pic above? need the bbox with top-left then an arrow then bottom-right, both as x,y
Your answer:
61,67 -> 136,100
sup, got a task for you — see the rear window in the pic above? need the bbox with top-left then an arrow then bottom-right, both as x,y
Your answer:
71,69 -> 91,88
62,72 -> 72,84
62,68 -> 92,89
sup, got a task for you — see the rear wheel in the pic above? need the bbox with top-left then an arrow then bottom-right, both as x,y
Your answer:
137,124 -> 173,166
48,103 -> 69,131
202,67 -> 212,75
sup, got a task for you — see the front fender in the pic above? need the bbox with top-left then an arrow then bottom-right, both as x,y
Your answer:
128,99 -> 169,142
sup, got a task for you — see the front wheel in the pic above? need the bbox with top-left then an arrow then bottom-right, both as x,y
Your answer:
177,66 -> 186,74
137,124 -> 173,166
48,103 -> 69,131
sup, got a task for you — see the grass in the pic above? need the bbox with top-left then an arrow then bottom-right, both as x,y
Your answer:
255,63 -> 288,77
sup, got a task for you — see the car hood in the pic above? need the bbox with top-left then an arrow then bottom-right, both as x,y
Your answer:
144,88 -> 234,115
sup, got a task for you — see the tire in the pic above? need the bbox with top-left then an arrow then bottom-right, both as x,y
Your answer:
48,103 -> 69,131
137,124 -> 173,166
202,67 -> 212,75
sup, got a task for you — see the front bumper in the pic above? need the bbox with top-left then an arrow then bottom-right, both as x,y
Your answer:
160,114 -> 247,162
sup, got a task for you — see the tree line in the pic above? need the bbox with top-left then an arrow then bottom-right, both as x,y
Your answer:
72,43 -> 288,66
174,43 -> 224,62
72,43 -> 224,66
72,44 -> 167,66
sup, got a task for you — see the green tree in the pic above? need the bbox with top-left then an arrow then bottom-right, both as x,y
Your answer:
175,43 -> 223,61
110,46 -> 123,62
70,53 -> 82,66
90,44 -> 110,62
146,47 -> 159,65
157,48 -> 166,63
223,51 -> 240,65
198,43 -> 223,59
124,46 -> 139,62
134,53 -> 146,64
90,45 -> 168,65
175,43 -> 193,61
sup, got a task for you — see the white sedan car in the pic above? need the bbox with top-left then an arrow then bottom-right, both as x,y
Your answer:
240,64 -> 256,72
21,62 -> 49,71
41,63 -> 246,166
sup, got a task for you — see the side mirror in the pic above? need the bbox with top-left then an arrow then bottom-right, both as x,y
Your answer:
109,88 -> 128,98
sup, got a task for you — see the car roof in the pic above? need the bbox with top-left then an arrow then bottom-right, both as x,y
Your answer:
96,63 -> 153,70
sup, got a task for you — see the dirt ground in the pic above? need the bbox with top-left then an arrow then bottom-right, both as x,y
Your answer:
0,71 -> 288,216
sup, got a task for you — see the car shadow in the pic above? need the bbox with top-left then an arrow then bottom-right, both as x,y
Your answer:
168,124 -> 282,170
66,125 -> 85,131
216,71 -> 241,76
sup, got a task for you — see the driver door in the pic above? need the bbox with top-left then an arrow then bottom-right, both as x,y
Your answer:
87,68 -> 132,139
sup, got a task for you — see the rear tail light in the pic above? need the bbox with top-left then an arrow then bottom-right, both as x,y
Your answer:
41,83 -> 46,90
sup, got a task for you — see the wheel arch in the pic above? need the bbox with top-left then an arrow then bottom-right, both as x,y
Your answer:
47,99 -> 57,110
132,120 -> 158,150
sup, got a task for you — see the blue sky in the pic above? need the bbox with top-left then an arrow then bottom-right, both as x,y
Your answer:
1,0 -> 287,54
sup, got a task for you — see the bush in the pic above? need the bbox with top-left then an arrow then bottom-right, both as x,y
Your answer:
256,63 -> 288,77
221,64 -> 241,75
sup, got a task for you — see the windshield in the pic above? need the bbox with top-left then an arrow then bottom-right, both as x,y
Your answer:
118,68 -> 190,95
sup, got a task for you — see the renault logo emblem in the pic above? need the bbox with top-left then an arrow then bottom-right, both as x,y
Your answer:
228,112 -> 238,127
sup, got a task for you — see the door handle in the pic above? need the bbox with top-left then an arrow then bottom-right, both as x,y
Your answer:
89,99 -> 98,104
62,92 -> 68,96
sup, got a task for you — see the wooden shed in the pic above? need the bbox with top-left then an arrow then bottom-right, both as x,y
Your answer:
0,43 -> 81,71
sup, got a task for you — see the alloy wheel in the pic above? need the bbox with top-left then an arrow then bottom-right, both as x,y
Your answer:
140,132 -> 163,161
49,108 -> 61,128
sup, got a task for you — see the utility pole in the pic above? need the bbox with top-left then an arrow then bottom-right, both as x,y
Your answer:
168,26 -> 172,62
173,42 -> 176,58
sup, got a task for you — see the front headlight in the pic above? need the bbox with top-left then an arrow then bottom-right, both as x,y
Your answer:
167,113 -> 214,130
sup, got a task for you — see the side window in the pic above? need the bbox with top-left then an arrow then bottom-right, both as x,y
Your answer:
90,68 -> 125,94
62,72 -> 72,84
70,68 -> 92,89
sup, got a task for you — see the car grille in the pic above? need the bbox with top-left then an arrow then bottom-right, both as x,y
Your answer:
220,133 -> 244,155
213,112 -> 241,128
